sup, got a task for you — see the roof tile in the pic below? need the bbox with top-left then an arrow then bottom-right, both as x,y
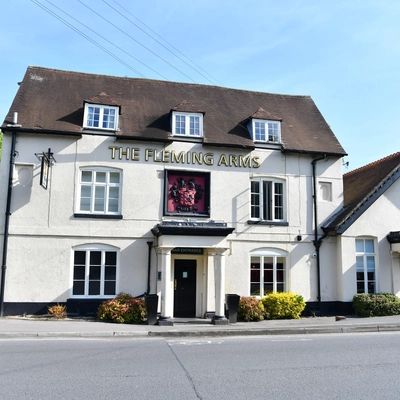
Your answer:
1,66 -> 347,155
324,152 -> 400,232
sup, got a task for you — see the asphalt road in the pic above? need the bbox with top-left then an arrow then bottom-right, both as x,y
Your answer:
1,332 -> 400,399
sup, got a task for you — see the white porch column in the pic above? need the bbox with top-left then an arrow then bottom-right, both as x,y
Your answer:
158,247 -> 174,326
211,249 -> 228,325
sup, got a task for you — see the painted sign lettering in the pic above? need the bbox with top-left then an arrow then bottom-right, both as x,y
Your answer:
109,146 -> 260,169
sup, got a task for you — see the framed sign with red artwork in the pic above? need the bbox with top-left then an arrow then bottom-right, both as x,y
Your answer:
164,171 -> 210,217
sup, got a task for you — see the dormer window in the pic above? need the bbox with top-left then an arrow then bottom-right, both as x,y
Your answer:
83,104 -> 119,131
248,108 -> 282,144
251,119 -> 280,143
172,112 -> 203,137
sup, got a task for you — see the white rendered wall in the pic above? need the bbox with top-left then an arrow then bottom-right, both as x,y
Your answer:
0,131 -> 344,305
337,182 -> 400,301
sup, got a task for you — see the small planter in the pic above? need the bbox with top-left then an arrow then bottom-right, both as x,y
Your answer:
145,294 -> 159,325
225,294 -> 240,323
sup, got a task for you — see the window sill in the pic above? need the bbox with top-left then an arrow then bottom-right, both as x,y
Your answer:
164,213 -> 210,218
252,142 -> 281,149
68,297 -> 114,301
170,135 -> 203,142
82,127 -> 118,134
74,213 -> 123,219
247,220 -> 288,226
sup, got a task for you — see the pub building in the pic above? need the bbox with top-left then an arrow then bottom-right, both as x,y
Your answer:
1,67 -> 399,322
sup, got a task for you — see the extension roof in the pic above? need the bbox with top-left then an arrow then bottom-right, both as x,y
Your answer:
324,152 -> 400,234
1,66 -> 346,155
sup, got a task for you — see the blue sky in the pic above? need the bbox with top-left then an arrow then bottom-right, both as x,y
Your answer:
1,0 -> 399,171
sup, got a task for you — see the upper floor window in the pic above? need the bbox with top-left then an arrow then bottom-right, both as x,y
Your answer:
78,168 -> 121,216
250,119 -> 280,143
172,112 -> 203,137
72,245 -> 118,298
250,178 -> 285,222
83,104 -> 119,131
356,238 -> 376,294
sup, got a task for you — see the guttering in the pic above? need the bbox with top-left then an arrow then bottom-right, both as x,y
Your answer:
147,241 -> 153,294
115,135 -> 173,144
282,148 -> 347,158
201,141 -> 256,150
311,154 -> 327,312
1,126 -> 82,137
0,132 -> 17,317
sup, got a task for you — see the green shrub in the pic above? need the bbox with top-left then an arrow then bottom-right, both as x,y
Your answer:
97,292 -> 147,324
238,297 -> 264,322
261,292 -> 306,320
353,293 -> 400,317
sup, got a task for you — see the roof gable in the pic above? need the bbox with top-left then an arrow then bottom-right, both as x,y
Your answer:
324,152 -> 400,234
1,66 -> 346,155
85,92 -> 120,107
171,100 -> 205,114
250,107 -> 282,121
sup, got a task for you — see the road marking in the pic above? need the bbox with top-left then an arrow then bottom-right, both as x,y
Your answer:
271,338 -> 313,342
167,339 -> 224,346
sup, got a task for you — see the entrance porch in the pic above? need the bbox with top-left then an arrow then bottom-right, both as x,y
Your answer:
151,221 -> 234,326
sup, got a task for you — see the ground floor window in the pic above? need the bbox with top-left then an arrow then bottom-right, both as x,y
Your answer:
72,246 -> 118,297
356,238 -> 376,294
250,249 -> 286,297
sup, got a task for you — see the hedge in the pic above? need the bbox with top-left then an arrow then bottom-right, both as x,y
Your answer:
353,293 -> 400,317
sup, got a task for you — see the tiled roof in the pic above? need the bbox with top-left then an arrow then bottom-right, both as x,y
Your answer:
324,152 -> 400,233
1,66 -> 346,154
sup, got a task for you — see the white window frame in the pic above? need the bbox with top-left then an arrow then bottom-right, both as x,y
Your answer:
355,238 -> 377,294
83,103 -> 119,131
71,244 -> 119,298
251,119 -> 281,143
172,112 -> 203,137
250,178 -> 286,222
250,249 -> 287,297
78,167 -> 122,215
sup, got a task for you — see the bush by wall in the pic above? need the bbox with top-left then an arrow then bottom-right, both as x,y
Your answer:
261,292 -> 306,320
353,293 -> 400,317
238,296 -> 264,322
47,303 -> 67,319
97,292 -> 147,324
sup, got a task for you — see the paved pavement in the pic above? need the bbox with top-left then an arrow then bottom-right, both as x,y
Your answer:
1,314 -> 400,338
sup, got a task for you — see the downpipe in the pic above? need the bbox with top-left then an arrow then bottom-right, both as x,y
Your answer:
312,154 -> 327,313
0,132 -> 17,317
146,241 -> 153,294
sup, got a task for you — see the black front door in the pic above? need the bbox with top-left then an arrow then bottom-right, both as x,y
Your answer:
174,260 -> 197,317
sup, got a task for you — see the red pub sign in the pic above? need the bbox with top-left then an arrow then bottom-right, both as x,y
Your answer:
165,171 -> 210,217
